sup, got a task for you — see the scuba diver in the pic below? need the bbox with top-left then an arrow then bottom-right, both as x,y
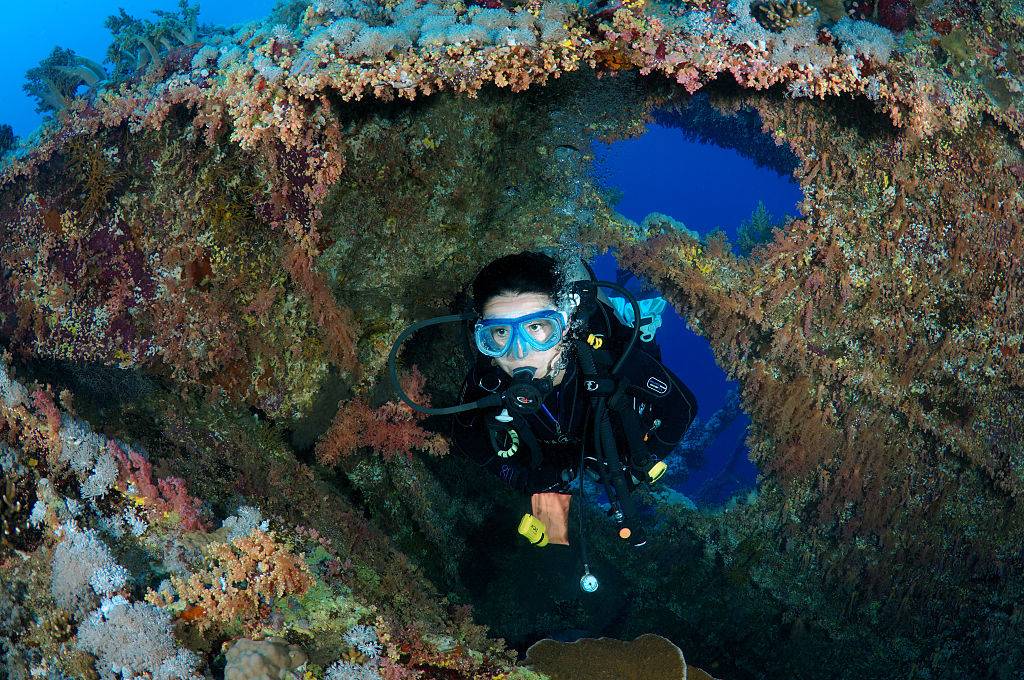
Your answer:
388,249 -> 696,589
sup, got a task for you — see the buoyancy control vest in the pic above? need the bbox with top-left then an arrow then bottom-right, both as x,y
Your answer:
453,295 -> 696,489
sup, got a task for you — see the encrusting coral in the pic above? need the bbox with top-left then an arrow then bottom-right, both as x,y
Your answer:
224,636 -> 309,680
752,0 -> 817,32
0,353 -> 558,677
1,459 -> 37,553
524,633 -> 718,680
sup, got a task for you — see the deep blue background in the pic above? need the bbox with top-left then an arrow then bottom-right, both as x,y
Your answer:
3,2 -> 803,503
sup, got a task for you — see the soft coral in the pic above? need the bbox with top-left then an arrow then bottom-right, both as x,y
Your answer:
109,440 -> 209,531
104,0 -> 200,79
23,46 -> 106,113
315,366 -> 450,465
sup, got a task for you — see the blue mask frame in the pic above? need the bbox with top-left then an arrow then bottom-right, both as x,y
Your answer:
474,309 -> 569,359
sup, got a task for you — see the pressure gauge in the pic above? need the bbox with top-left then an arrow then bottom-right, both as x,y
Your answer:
580,565 -> 599,593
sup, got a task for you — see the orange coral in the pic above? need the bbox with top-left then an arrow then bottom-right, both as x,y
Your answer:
315,365 -> 450,465
282,243 -> 361,377
147,529 -> 313,634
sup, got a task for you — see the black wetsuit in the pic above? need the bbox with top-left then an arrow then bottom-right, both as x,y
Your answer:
449,302 -> 698,495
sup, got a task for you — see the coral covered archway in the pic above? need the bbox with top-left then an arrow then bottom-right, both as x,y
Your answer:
1,0 -> 1022,676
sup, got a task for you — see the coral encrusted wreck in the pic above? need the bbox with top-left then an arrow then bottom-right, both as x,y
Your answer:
1,0 -> 1023,677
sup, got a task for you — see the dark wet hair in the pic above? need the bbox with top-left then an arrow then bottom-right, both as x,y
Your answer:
471,251 -> 565,317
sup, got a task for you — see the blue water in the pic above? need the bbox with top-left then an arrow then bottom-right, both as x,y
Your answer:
3,1 -> 799,504
592,123 -> 801,239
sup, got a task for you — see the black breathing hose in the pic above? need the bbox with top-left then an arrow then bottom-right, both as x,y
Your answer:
387,312 -> 502,415
576,433 -> 589,569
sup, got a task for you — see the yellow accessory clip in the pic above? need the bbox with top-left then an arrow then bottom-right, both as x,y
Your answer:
647,460 -> 667,483
518,513 -> 549,547
586,333 -> 604,349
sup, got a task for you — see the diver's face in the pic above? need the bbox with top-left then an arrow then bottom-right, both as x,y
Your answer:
481,292 -> 567,381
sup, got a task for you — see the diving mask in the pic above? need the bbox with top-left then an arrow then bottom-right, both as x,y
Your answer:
474,309 -> 569,359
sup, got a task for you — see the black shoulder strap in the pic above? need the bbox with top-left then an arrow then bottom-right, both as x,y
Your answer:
576,304 -> 660,472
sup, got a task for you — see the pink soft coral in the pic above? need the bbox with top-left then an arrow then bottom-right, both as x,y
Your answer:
30,387 -> 62,435
109,440 -> 208,531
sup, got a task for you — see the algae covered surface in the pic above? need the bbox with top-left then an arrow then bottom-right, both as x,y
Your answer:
1,0 -> 1023,678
